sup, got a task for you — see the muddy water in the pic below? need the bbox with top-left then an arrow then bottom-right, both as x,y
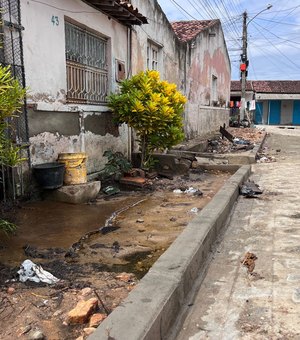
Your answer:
0,170 -> 231,274
0,197 -> 141,266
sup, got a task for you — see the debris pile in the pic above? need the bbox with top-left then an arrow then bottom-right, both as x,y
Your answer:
207,126 -> 263,154
256,146 -> 276,163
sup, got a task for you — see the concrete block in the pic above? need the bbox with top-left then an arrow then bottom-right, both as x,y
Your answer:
44,181 -> 101,204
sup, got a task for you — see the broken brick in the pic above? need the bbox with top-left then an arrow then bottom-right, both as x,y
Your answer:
67,298 -> 98,324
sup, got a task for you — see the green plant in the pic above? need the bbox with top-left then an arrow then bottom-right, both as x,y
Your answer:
0,219 -> 17,236
100,150 -> 132,180
108,70 -> 187,168
0,66 -> 26,234
0,65 -> 26,167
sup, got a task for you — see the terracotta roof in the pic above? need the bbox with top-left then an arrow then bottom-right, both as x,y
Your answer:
231,80 -> 253,92
231,80 -> 300,94
83,0 -> 148,26
171,20 -> 218,42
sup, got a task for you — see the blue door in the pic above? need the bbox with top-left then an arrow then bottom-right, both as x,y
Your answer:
269,100 -> 281,125
292,100 -> 300,125
255,102 -> 263,124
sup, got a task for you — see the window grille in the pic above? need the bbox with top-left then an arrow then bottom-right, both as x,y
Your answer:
65,22 -> 108,104
147,41 -> 159,71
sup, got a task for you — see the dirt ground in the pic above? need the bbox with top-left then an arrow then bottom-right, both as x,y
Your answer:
0,170 -> 230,340
0,167 -> 231,340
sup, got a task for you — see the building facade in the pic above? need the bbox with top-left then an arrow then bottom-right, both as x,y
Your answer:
7,0 -> 231,178
231,80 -> 300,125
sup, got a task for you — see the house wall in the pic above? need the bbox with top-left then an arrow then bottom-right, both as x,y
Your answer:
21,0 -> 130,173
132,0 -> 230,139
22,0 -> 231,174
131,1 -> 184,86
185,22 -> 230,137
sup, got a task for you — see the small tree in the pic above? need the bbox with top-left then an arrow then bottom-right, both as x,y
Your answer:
0,65 -> 26,235
108,70 -> 187,168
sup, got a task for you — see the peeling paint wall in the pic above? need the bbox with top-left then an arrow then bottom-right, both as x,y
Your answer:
131,1 -> 230,139
28,110 -> 129,173
22,0 -> 231,177
21,0 -> 130,174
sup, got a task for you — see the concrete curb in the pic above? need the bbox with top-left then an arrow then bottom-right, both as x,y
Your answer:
89,165 -> 251,340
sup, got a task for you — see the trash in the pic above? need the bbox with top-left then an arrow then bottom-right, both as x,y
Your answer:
173,189 -> 183,193
190,207 -> 199,213
240,180 -> 263,198
184,187 -> 197,194
18,259 -> 60,284
233,137 -> 250,145
241,252 -> 257,273
185,187 -> 203,196
102,185 -> 120,195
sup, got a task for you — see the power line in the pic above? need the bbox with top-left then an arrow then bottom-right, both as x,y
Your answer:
252,22 -> 300,70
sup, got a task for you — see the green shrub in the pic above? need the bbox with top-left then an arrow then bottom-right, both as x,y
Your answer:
108,70 -> 187,168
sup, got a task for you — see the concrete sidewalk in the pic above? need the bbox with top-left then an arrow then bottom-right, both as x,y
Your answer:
174,126 -> 300,339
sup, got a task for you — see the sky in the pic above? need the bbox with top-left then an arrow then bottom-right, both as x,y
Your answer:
156,0 -> 300,81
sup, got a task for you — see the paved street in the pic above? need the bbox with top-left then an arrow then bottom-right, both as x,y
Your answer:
175,126 -> 300,340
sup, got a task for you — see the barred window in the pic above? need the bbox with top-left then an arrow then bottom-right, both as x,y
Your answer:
147,41 -> 160,71
65,21 -> 108,104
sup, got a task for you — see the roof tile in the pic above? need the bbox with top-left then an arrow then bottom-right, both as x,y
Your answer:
231,80 -> 300,94
172,20 -> 218,42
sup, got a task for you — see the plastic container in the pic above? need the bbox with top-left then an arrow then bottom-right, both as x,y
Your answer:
57,152 -> 87,185
33,163 -> 65,189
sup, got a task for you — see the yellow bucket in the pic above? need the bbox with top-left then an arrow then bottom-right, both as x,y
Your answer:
57,152 -> 87,185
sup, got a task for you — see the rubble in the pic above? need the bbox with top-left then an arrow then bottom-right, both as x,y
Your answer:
207,127 -> 264,154
256,146 -> 276,163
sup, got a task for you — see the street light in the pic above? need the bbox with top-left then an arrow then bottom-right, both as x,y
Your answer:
240,4 -> 273,123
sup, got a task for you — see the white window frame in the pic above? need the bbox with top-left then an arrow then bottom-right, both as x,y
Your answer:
147,40 -> 161,71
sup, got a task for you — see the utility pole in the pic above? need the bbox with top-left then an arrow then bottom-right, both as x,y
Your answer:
240,11 -> 248,122
239,5 -> 272,123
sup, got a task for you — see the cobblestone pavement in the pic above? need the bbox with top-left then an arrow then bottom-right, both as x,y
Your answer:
175,126 -> 300,340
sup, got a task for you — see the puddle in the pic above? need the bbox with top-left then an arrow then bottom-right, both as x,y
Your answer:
0,196 -> 141,266
0,170 -> 230,277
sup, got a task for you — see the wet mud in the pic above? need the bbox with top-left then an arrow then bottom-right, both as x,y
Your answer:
0,169 -> 231,340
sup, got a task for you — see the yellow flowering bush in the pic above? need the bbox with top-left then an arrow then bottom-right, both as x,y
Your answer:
108,70 -> 187,168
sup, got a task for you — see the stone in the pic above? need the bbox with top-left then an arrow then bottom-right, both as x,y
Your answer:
116,273 -> 134,282
83,327 -> 96,336
191,160 -> 199,169
80,287 -> 93,296
7,287 -> 15,295
28,330 -> 45,340
89,313 -> 106,327
119,176 -> 146,187
136,219 -> 144,223
75,337 -> 84,340
53,310 -> 63,317
44,181 -> 101,204
67,298 -> 98,324
19,325 -> 31,335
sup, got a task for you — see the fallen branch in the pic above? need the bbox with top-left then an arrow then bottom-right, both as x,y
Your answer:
94,289 -> 111,315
